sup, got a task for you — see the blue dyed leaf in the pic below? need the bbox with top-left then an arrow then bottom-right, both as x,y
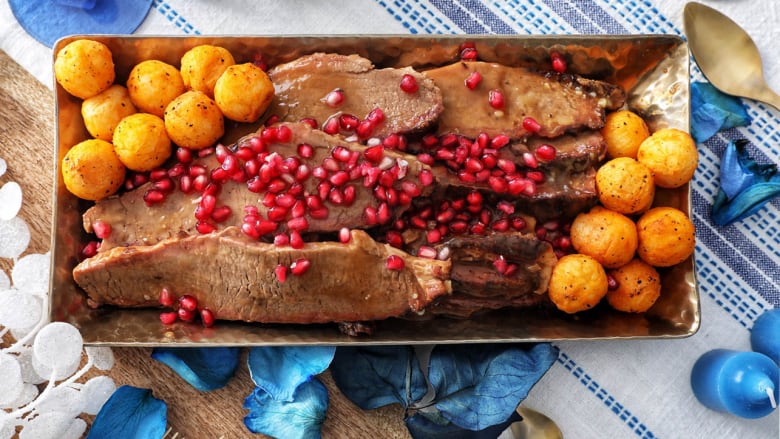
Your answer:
427,343 -> 558,431
243,378 -> 328,439
330,346 -> 428,410
247,346 -> 336,402
151,347 -> 240,391
690,81 -> 751,143
713,140 -> 780,225
87,385 -> 167,439
405,408 -> 521,439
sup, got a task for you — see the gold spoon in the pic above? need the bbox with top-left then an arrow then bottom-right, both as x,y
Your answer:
504,406 -> 564,439
683,2 -> 780,110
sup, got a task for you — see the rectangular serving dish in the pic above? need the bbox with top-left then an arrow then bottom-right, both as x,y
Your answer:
50,35 -> 698,346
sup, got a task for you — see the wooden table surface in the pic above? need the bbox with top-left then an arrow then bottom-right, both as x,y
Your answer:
0,50 -> 410,438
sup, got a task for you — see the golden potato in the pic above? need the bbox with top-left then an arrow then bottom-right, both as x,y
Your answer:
214,63 -> 275,123
81,85 -> 137,141
637,128 -> 698,188
54,39 -> 115,100
607,258 -> 662,313
113,113 -> 172,172
636,207 -> 695,267
570,206 -> 638,268
126,60 -> 186,117
601,110 -> 650,159
548,254 -> 608,314
164,91 -> 224,150
62,139 -> 125,201
180,45 -> 236,97
596,157 -> 655,214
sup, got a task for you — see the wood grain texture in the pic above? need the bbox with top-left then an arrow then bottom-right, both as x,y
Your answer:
0,50 -> 411,438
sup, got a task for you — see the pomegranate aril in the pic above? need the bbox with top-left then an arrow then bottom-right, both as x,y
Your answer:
167,163 -> 186,178
511,215 -> 527,231
299,118 -> 318,129
287,216 -> 309,232
275,264 -> 288,283
289,230 -> 304,249
488,89 -> 505,109
386,255 -> 405,270
211,206 -> 232,223
329,170 -> 350,186
536,144 -> 557,161
460,47 -> 478,61
179,295 -> 198,312
177,307 -> 196,322
377,202 -> 392,224
497,201 -> 515,215
143,189 -> 165,206
267,206 -> 289,222
522,152 -> 538,168
297,143 -> 314,158
488,176 -> 508,193
290,258 -> 311,276
291,200 -> 306,218
367,107 -> 385,124
92,221 -> 112,239
322,116 -> 340,134
310,207 -> 329,219
363,206 -> 378,225
551,52 -> 567,73
176,147 -> 193,163
276,125 -> 293,143
80,241 -> 100,258
399,74 -> 418,93
504,263 -> 518,277
522,116 -> 541,133
493,256 -> 508,275
607,274 -> 619,290
426,228 -> 442,244
449,220 -> 468,234
323,89 -> 344,107
417,246 -> 437,259
526,171 -> 545,183
200,308 -> 215,327
150,168 -> 168,181
363,145 -> 384,163
464,71 -> 482,89
356,120 -> 375,139
343,185 -> 357,205
160,311 -> 177,325
338,114 -> 360,131
339,227 -> 351,243
159,287 -> 175,307
491,218 -> 510,232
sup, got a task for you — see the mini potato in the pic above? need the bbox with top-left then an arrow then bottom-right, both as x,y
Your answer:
214,63 -> 275,123
180,45 -> 236,97
54,39 -> 115,100
596,157 -> 655,214
637,128 -> 698,188
570,206 -> 638,268
126,60 -> 186,117
606,258 -> 662,313
62,139 -> 125,201
81,85 -> 137,141
164,90 -> 224,150
636,207 -> 695,267
601,110 -> 650,159
113,113 -> 172,172
548,254 -> 608,314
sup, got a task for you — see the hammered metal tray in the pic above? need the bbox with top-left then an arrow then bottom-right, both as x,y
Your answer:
49,35 -> 698,346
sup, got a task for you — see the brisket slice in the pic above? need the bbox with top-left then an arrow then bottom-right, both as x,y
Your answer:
424,61 -> 625,139
83,122 -> 433,251
268,53 -> 443,137
430,233 -> 555,319
507,130 -> 606,174
74,228 -> 451,324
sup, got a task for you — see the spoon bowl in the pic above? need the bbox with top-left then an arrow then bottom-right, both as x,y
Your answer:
684,2 -> 780,110
503,406 -> 564,439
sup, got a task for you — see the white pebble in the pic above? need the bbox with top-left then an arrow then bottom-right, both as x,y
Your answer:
33,322 -> 83,376
0,182 -> 22,221
0,290 -> 42,330
0,353 -> 23,407
86,346 -> 115,370
0,411 -> 17,439
0,217 -> 30,259
81,376 -> 116,415
12,253 -> 51,297
33,386 -> 85,419
19,411 -> 74,439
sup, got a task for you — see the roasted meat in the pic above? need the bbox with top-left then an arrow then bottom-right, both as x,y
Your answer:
74,229 -> 451,323
424,61 -> 625,139
268,53 -> 444,137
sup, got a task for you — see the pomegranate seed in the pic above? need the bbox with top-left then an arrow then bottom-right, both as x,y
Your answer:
367,107 -> 385,124
607,274 -> 619,290
511,215 -> 528,231
275,264 -> 288,283
176,147 -> 193,163
522,152 -> 538,168
267,178 -> 288,193
355,120 -> 373,139
492,218 -> 510,232
241,222 -> 260,239
363,206 -> 378,225
143,189 -> 165,206
449,220 -> 468,234
291,200 -> 306,218
377,202 -> 391,224
257,220 -> 278,235
497,201 -> 515,215
526,171 -> 545,183
522,116 -> 541,133
80,241 -> 100,258
343,185 -> 357,205
211,206 -> 232,223
179,295 -> 198,312
418,246 -> 437,259
339,227 -> 351,243
488,89 -> 505,109
310,207 -> 329,219
274,233 -> 290,247
339,114 -> 360,131
92,221 -> 112,239
419,169 -> 434,186
167,163 -> 186,178
290,258 -> 311,276
159,287 -> 175,307
493,256 -> 508,275
178,175 -> 193,193
504,264 -> 518,277
364,145 -> 384,163
287,216 -> 309,232
426,228 -> 442,244
276,125 -> 293,143
535,226 -> 547,240
399,74 -> 418,93
150,168 -> 168,181
536,144 -> 557,161
409,216 -> 427,229
488,176 -> 508,193
198,147 -> 215,158
551,52 -> 567,73
329,170 -> 350,186
464,71 -> 482,89
297,143 -> 315,158
322,116 -> 340,134
289,230 -> 304,249
160,311 -> 177,325
299,118 -> 318,129
554,236 -> 572,251
200,308 -> 215,327
490,134 -> 510,149
460,47 -> 478,61
323,88 -> 344,107
177,307 -> 196,322
417,153 -> 434,165
386,255 -> 405,270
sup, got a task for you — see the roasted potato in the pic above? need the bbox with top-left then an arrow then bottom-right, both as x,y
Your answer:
636,207 -> 695,267
637,128 -> 698,188
81,85 -> 137,142
61,139 -> 125,201
54,39 -> 115,100
596,157 -> 655,214
113,113 -> 172,172
126,60 -> 186,118
548,254 -> 608,314
180,45 -> 236,97
570,206 -> 638,268
214,63 -> 275,123
601,109 -> 650,159
164,91 -> 224,150
606,258 -> 662,313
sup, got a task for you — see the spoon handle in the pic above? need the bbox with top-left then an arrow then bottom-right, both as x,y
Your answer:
756,88 -> 780,112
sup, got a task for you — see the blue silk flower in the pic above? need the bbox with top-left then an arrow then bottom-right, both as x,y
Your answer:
88,343 -> 557,438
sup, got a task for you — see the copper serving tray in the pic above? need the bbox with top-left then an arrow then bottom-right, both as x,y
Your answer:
49,35 -> 698,346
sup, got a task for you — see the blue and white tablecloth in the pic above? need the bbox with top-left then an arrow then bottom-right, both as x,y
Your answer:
1,1 -> 778,438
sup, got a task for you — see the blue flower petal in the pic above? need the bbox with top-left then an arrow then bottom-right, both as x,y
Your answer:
243,378 -> 328,439
87,385 -> 167,439
247,346 -> 336,402
330,346 -> 428,410
405,409 -> 521,439
690,82 -> 751,143
151,347 -> 241,391
427,343 -> 559,431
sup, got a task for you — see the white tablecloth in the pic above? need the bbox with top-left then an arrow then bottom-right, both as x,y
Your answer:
1,1 -> 779,438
